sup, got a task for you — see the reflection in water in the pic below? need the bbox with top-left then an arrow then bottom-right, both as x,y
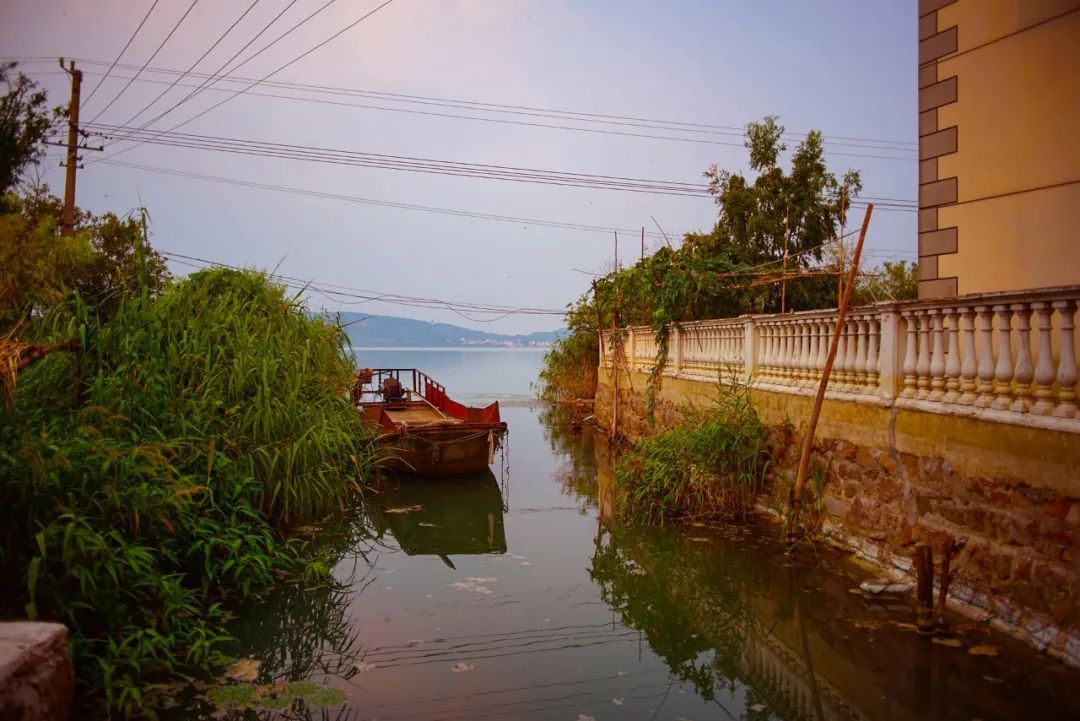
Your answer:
173,391 -> 1080,721
368,471 -> 508,565
591,456 -> 1080,721
176,512 -> 381,720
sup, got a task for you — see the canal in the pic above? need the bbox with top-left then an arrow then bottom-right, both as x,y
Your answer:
183,348 -> 1080,720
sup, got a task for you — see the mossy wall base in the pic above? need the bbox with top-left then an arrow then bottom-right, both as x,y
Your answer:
596,366 -> 1080,666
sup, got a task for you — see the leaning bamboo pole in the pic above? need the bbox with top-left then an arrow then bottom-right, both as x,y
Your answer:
789,204 -> 874,520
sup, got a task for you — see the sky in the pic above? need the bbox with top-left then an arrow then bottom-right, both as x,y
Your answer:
1,0 -> 918,334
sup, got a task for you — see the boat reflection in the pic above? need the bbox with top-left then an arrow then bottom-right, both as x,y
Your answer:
368,470 -> 507,568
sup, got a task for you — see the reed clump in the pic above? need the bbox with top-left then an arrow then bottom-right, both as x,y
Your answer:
536,295 -> 598,402
0,267 -> 374,715
613,381 -> 768,525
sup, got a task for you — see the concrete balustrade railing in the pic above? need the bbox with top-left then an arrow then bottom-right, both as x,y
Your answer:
600,285 -> 1080,431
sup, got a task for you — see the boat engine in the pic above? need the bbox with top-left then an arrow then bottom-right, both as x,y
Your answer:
381,377 -> 405,402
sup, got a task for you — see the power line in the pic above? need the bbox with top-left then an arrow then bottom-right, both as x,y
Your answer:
160,251 -> 568,317
78,0 -> 162,109
100,0 -> 312,148
98,158 -> 674,239
109,0 -> 304,142
96,0 -> 399,164
88,123 -> 920,207
86,0 -> 202,125
73,68 -> 915,161
109,0 -> 263,132
60,57 -> 915,151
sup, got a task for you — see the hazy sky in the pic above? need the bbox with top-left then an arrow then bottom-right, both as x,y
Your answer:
1,0 -> 917,334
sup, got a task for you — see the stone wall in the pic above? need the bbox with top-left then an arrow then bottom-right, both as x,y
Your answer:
595,366 -> 1080,666
0,622 -> 73,721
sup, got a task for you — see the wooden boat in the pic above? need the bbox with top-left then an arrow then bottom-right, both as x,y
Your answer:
351,368 -> 508,476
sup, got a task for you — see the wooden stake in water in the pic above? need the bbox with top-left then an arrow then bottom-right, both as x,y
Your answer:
916,544 -> 935,634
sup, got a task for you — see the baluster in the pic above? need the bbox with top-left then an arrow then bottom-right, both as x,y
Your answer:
790,321 -> 801,384
958,307 -> 978,405
915,311 -> 931,400
854,316 -> 868,390
790,322 -> 801,385
991,304 -> 1015,411
807,318 -> 820,385
765,323 -> 777,381
929,309 -> 946,402
790,321 -> 807,386
700,326 -> 709,371
757,324 -> 769,379
841,318 -> 855,390
974,306 -> 996,408
866,314 -> 880,393
698,325 -> 708,373
779,323 -> 792,385
1031,303 -> 1056,415
834,318 -> 849,391
1053,300 -> 1078,418
817,319 -> 829,383
943,307 -> 961,404
901,310 -> 918,398
1010,303 -> 1034,413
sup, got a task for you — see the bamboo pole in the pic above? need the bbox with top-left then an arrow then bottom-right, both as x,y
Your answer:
789,204 -> 874,516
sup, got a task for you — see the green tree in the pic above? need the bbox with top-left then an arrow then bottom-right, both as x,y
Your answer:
538,116 -> 868,403
1,189 -> 170,332
696,115 -> 861,313
854,259 -> 918,304
0,63 -> 61,196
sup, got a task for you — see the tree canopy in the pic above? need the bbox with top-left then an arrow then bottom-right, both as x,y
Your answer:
0,65 -> 169,333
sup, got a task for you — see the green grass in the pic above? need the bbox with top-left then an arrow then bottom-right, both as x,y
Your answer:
613,380 -> 769,525
0,268 -> 375,716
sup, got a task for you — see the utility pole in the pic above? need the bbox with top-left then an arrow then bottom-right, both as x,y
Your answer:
61,59 -> 83,236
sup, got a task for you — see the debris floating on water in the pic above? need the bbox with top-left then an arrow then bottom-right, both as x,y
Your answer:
858,579 -> 914,597
969,645 -> 999,656
224,658 -> 260,682
933,637 -> 963,648
385,505 -> 424,514
449,577 -> 497,594
452,662 -> 475,673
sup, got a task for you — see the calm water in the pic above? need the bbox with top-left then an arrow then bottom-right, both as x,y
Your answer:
182,348 -> 1080,720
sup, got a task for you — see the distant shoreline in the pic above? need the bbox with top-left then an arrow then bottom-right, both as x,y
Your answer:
350,346 -> 548,352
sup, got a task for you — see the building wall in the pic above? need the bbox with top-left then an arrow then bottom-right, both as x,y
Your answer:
917,0 -> 1080,298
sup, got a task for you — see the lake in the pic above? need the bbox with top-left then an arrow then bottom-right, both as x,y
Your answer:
180,348 -> 1080,720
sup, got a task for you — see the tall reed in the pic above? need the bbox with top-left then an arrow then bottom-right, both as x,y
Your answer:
613,380 -> 768,524
0,268 -> 374,715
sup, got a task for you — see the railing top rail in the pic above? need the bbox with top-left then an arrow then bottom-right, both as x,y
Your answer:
606,286 -> 1080,339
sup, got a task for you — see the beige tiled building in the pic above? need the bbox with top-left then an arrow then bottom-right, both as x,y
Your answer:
917,0 -> 1080,298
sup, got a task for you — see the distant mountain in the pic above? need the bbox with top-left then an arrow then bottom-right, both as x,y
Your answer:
333,313 -> 563,348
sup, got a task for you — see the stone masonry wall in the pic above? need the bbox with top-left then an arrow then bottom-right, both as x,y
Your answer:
595,368 -> 1080,666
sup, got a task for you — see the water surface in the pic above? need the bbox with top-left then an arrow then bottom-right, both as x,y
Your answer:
186,348 -> 1080,721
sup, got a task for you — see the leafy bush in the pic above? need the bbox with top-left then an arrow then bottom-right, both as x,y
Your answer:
0,268 -> 374,714
613,381 -> 768,524
536,294 -> 598,402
